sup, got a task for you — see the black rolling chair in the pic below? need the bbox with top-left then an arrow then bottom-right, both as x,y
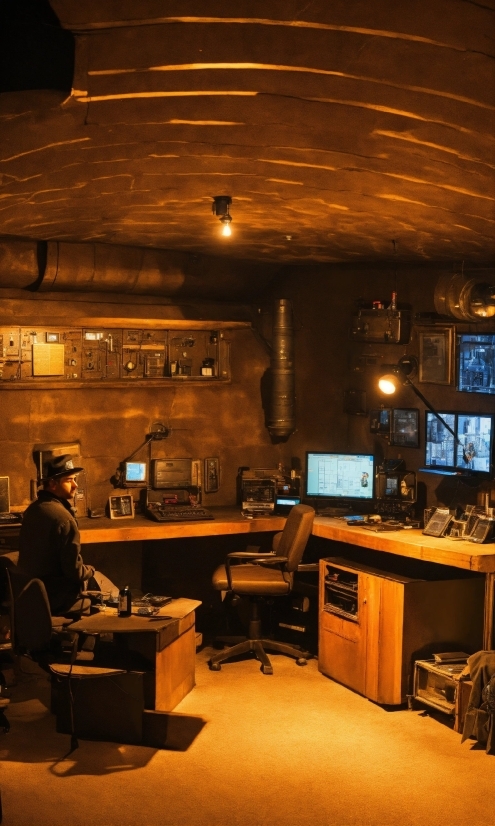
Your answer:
209,504 -> 315,674
7,568 -> 126,752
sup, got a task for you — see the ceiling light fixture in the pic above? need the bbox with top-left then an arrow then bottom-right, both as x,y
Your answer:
212,195 -> 232,238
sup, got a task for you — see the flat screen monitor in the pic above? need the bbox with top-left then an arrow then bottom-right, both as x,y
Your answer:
391,408 -> 419,448
457,334 -> 495,395
423,411 -> 494,477
305,452 -> 375,506
124,461 -> 147,484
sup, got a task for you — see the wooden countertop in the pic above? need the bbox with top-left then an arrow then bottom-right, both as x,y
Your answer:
79,507 -> 286,544
76,507 -> 495,573
313,516 -> 495,573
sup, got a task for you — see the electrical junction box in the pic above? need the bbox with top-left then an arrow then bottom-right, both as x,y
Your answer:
350,309 -> 410,344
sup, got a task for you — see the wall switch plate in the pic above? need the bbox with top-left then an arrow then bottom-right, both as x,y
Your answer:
204,457 -> 219,492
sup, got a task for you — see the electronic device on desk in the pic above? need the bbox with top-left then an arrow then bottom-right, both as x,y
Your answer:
142,488 -> 213,522
304,451 -> 375,516
274,495 -> 301,515
421,410 -> 494,479
122,461 -> 147,486
375,461 -> 417,520
457,333 -> 495,396
240,469 -> 277,515
423,508 -> 452,537
150,458 -> 193,489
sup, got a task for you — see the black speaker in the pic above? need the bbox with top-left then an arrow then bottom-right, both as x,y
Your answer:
0,477 -> 10,513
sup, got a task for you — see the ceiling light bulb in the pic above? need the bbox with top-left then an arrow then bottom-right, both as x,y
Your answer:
378,374 -> 398,394
220,213 -> 232,237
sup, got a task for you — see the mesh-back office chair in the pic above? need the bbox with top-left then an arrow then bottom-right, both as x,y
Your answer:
7,568 -> 126,752
209,504 -> 315,674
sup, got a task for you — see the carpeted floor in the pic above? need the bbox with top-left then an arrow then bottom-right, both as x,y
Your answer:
0,647 -> 492,826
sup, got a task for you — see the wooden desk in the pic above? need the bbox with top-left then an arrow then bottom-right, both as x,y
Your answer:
70,598 -> 201,711
78,507 -> 286,544
77,509 -> 495,647
313,517 -> 495,649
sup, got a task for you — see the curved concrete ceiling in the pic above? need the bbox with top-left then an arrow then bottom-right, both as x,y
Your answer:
0,0 -> 494,267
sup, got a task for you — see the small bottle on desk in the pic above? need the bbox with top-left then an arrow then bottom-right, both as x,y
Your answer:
118,585 -> 132,617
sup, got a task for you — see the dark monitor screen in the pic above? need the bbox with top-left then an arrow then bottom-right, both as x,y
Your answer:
424,411 -> 494,477
305,452 -> 374,503
124,461 -> 147,484
457,334 -> 495,395
391,408 -> 419,448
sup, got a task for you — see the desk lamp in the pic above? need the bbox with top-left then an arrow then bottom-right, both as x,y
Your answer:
378,355 -> 469,461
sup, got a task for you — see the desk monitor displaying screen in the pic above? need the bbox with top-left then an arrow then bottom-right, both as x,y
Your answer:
305,452 -> 375,507
424,411 -> 494,477
457,334 -> 495,396
124,461 -> 147,484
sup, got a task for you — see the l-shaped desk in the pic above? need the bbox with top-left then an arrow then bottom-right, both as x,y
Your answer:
77,508 -> 495,650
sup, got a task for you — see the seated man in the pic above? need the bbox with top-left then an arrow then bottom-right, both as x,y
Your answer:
18,454 -> 117,617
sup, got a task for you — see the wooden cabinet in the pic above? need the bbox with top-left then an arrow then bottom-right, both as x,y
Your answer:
318,556 -> 484,705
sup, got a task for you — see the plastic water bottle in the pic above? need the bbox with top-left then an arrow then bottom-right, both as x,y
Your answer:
118,585 -> 131,617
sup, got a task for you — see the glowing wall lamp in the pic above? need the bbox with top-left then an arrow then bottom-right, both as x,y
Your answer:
378,355 -> 462,449
212,195 -> 232,237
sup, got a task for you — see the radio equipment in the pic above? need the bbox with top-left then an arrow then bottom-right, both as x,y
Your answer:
150,458 -> 192,489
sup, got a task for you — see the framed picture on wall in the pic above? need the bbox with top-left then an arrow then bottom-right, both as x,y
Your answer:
418,327 -> 453,384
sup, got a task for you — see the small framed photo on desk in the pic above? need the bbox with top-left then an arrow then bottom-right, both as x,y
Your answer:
108,494 -> 135,519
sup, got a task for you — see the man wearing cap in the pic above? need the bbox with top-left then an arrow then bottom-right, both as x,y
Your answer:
19,454 -> 100,617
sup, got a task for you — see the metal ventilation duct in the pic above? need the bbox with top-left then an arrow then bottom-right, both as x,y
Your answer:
267,298 -> 295,440
434,273 -> 495,321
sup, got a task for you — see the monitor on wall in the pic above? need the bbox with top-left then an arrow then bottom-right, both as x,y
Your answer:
423,411 -> 494,478
305,451 -> 375,507
457,334 -> 495,395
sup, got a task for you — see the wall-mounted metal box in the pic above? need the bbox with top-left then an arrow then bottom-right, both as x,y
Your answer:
350,309 -> 410,344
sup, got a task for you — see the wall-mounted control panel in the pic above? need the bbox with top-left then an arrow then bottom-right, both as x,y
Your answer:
0,326 -> 230,386
350,309 -> 410,344
204,457 -> 219,493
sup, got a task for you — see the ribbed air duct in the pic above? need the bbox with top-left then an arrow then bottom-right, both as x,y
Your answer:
267,298 -> 295,440
434,272 -> 495,320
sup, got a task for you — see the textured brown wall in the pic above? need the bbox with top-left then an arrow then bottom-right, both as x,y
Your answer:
2,265 -> 494,512
269,263 -> 495,510
0,323 -> 280,509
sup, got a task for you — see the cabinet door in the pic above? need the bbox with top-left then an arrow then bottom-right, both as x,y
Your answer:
364,575 -> 405,705
318,569 -> 368,695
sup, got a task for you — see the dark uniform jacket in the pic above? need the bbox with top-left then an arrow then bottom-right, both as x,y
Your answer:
18,490 -> 95,615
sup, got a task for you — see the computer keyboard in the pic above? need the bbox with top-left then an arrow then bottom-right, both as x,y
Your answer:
145,504 -> 214,523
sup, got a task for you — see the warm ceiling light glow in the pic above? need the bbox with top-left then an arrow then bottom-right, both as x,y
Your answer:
221,217 -> 232,237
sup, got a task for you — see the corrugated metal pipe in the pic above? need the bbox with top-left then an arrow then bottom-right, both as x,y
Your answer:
267,298 -> 295,440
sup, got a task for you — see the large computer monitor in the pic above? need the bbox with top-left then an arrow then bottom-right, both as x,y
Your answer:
457,334 -> 495,396
423,411 -> 494,477
305,451 -> 375,508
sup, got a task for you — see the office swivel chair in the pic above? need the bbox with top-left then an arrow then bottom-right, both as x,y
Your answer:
7,568 -> 126,752
209,503 -> 315,674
